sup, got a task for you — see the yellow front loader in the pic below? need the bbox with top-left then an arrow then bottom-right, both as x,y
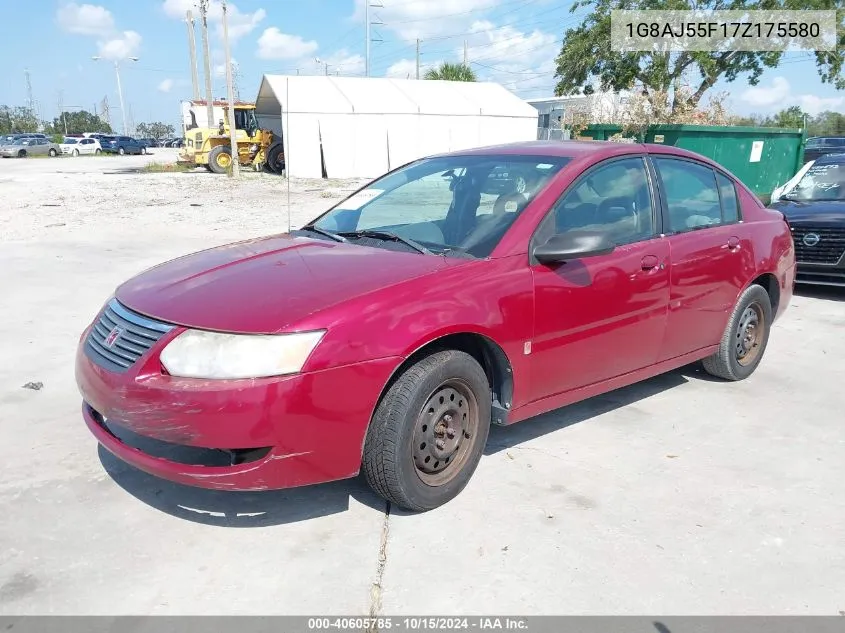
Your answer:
178,102 -> 285,174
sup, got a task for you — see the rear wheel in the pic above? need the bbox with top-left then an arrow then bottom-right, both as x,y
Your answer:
362,350 -> 491,512
207,145 -> 232,174
48,148 -> 57,157
95,149 -> 101,155
702,284 -> 772,381
140,147 -> 146,155
118,147 -> 125,156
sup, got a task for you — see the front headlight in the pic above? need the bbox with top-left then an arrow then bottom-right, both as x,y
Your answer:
159,330 -> 326,379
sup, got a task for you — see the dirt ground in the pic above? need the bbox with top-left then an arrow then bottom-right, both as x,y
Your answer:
1,151 -> 844,616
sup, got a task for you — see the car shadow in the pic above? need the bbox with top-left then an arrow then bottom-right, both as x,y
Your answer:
485,368 -> 692,454
100,364 -> 704,524
98,445 -> 387,527
794,284 -> 845,302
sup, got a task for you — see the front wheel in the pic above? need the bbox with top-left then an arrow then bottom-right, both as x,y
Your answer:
95,149 -> 101,155
362,350 -> 491,511
702,284 -> 773,381
17,150 -> 26,158
118,147 -> 125,156
48,148 -> 57,157
72,149 -> 80,157
207,145 -> 233,174
140,147 -> 146,155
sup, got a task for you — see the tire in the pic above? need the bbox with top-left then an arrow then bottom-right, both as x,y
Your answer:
95,149 -> 101,155
140,147 -> 146,155
118,147 -> 125,156
266,142 -> 285,174
207,145 -> 232,174
362,350 -> 491,512
18,150 -> 26,158
73,149 -> 79,157
702,284 -> 773,381
48,148 -> 57,157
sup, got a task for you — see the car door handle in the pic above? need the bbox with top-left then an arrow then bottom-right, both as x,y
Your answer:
641,255 -> 660,271
724,236 -> 741,251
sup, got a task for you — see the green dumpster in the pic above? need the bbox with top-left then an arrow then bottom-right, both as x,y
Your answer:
579,124 -> 806,203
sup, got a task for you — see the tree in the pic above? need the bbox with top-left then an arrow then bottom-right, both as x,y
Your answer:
43,110 -> 111,135
554,0 -> 845,113
135,121 -> 176,141
0,106 -> 39,134
809,110 -> 845,136
424,62 -> 477,82
760,105 -> 807,129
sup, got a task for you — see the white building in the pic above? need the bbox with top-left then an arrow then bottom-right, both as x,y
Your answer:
528,92 -> 630,139
254,75 -> 539,179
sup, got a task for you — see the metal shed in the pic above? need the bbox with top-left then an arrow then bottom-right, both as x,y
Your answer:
254,75 -> 539,179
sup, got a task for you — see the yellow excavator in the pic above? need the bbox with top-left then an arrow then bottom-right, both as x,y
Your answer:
178,101 -> 285,174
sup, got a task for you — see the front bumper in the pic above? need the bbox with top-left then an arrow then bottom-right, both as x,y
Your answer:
75,327 -> 400,491
795,262 -> 845,287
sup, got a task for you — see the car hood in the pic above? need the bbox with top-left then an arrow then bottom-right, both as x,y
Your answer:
116,233 -> 455,334
769,199 -> 845,225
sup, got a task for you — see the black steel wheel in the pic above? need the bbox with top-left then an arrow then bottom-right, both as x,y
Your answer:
702,284 -> 772,381
362,350 -> 491,511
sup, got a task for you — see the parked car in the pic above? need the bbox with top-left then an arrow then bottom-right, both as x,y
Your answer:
75,141 -> 795,511
769,152 -> 845,287
0,137 -> 60,157
100,135 -> 146,155
60,136 -> 103,156
1,133 -> 46,144
803,136 -> 845,163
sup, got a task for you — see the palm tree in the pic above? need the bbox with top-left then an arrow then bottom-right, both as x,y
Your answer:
424,62 -> 477,82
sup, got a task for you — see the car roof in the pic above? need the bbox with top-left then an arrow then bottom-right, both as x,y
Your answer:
437,139 -> 719,163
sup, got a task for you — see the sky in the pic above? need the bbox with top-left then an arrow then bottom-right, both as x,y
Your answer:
0,0 -> 842,132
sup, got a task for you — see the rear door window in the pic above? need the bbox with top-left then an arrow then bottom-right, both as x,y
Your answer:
653,157 -> 723,232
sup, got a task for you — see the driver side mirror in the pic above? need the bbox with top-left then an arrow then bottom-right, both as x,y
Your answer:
533,230 -> 615,265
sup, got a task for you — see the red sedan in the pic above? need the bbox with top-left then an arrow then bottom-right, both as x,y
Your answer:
75,141 -> 795,511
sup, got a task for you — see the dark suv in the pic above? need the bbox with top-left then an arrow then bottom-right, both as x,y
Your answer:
769,152 -> 845,287
804,137 -> 845,163
101,136 -> 146,155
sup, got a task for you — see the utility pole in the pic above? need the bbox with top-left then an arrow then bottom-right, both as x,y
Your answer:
100,96 -> 110,129
24,69 -> 34,112
198,0 -> 215,128
57,90 -> 66,135
365,1 -> 370,77
186,10 -> 200,101
365,1 -> 384,77
416,39 -> 420,79
231,61 -> 241,100
222,0 -> 239,178
463,40 -> 468,67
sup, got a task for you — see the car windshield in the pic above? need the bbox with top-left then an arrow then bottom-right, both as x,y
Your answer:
309,154 -> 570,258
64,138 -> 78,144
782,157 -> 845,201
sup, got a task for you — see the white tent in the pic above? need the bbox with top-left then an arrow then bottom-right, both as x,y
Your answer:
254,75 -> 539,179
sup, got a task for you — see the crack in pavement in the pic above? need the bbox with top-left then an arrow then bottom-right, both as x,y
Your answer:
366,501 -> 391,632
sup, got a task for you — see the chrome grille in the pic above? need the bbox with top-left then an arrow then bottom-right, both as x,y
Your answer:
84,299 -> 173,373
791,226 -> 845,265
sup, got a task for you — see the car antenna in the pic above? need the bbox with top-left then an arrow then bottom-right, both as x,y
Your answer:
286,76 -> 291,235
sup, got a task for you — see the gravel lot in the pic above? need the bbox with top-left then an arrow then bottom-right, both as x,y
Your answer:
1,153 -> 844,616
